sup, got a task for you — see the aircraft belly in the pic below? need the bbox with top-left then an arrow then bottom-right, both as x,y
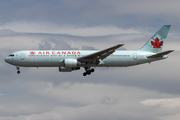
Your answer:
100,56 -> 150,67
34,58 -> 63,67
102,58 -> 135,67
17,57 -> 64,67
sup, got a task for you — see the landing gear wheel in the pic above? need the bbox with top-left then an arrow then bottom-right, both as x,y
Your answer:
83,67 -> 95,76
16,66 -> 20,74
87,70 -> 91,75
83,72 -> 87,76
90,68 -> 95,72
17,71 -> 20,74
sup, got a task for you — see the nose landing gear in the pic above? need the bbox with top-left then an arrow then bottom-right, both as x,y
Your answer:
16,66 -> 20,74
83,67 -> 95,76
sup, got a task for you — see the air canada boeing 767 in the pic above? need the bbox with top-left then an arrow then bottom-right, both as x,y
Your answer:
5,25 -> 173,76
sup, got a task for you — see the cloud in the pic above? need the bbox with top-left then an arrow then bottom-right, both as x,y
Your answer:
38,37 -> 77,50
141,98 -> 180,108
0,83 -> 175,120
0,22 -> 141,36
1,37 -> 180,120
0,0 -> 180,30
1,0 -> 180,120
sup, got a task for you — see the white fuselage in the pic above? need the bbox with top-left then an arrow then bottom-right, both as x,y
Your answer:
4,50 -> 167,67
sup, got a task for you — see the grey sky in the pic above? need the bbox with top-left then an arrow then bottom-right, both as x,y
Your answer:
0,0 -> 180,120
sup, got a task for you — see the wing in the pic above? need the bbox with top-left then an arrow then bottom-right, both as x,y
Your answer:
77,44 -> 124,65
147,50 -> 174,58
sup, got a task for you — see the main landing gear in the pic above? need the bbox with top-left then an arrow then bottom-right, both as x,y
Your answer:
83,67 -> 95,76
16,66 -> 20,74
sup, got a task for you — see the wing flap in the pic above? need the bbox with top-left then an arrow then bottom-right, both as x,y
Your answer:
147,50 -> 174,58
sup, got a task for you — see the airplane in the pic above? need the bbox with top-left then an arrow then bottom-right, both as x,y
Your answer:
4,25 -> 174,76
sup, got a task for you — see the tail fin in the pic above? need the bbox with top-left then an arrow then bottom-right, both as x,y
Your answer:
139,25 -> 171,53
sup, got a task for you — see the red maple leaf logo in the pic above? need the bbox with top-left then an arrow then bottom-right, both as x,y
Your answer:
29,51 -> 36,55
151,38 -> 163,48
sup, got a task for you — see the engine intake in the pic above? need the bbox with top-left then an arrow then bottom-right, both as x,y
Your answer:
63,59 -> 85,67
63,59 -> 78,67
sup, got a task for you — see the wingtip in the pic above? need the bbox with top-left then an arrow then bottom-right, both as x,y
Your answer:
117,44 -> 124,46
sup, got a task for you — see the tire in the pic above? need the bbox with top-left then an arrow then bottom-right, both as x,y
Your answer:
83,72 -> 87,76
91,68 -> 95,72
17,71 -> 20,74
87,70 -> 91,75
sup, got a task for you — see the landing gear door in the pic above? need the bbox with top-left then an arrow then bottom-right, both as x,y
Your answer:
20,53 -> 25,60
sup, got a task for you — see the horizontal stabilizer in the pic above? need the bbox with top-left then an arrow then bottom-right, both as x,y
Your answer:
147,50 -> 174,58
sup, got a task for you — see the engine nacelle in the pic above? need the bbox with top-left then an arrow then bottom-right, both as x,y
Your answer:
59,67 -> 80,72
63,59 -> 83,67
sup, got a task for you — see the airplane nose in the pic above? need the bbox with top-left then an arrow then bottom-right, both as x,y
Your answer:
4,58 -> 9,63
5,57 -> 14,64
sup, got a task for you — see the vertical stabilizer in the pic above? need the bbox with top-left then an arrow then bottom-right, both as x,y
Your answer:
139,25 -> 171,53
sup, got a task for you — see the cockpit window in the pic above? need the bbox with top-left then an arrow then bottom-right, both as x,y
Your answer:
9,54 -> 14,57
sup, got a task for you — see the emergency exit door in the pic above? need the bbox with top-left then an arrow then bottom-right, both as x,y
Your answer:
133,53 -> 137,60
20,53 -> 25,60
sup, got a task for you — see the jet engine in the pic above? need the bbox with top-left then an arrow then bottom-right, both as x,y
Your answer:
59,67 -> 80,72
63,59 -> 84,67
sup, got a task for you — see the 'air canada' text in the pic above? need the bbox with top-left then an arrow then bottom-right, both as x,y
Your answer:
29,51 -> 81,55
